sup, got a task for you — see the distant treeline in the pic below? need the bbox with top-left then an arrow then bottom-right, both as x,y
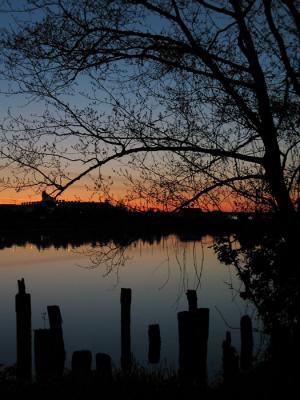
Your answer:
0,202 -> 290,250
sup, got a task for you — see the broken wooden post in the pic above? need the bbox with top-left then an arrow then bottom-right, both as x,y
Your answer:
240,315 -> 253,370
34,329 -> 55,382
193,308 -> 209,387
121,288 -> 132,371
148,324 -> 161,363
186,290 -> 197,311
178,311 -> 192,379
15,278 -> 32,381
178,308 -> 209,387
47,305 -> 65,378
72,350 -> 92,378
222,331 -> 239,383
96,353 -> 112,381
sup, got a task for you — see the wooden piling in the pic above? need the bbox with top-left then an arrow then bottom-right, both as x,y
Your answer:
178,311 -> 192,378
178,308 -> 209,386
240,315 -> 253,370
34,329 -> 55,382
96,353 -> 112,380
15,278 -> 32,381
222,331 -> 239,383
148,324 -> 161,364
186,290 -> 197,311
193,308 -> 209,386
121,288 -> 132,371
72,350 -> 92,378
47,305 -> 65,377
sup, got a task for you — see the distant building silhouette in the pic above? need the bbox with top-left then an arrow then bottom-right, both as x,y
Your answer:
41,191 -> 56,204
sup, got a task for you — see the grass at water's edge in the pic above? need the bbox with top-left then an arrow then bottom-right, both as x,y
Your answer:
0,358 -> 297,400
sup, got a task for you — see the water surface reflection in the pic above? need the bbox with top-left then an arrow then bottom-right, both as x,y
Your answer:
0,235 -> 263,380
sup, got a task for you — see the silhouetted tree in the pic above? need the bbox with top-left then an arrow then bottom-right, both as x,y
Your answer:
214,225 -> 299,392
214,229 -> 299,328
0,0 -> 299,214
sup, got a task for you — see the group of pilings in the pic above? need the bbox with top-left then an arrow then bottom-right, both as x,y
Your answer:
14,279 -> 254,386
222,315 -> 253,383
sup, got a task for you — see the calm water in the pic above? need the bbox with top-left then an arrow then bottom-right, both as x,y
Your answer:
0,235 -> 263,380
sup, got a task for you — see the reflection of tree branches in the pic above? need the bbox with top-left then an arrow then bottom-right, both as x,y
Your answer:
215,306 -> 240,330
193,240 -> 204,290
154,243 -> 171,291
169,238 -> 206,309
73,242 -> 132,279
73,236 -> 206,306
215,305 -> 264,335
223,272 -> 244,304
173,241 -> 188,309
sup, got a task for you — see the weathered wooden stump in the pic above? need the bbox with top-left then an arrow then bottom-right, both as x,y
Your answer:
178,311 -> 192,377
34,329 -> 55,382
148,324 -> 161,364
240,315 -> 253,370
15,278 -> 32,381
121,288 -> 132,372
222,331 -> 239,383
96,353 -> 112,380
47,305 -> 65,377
178,308 -> 209,387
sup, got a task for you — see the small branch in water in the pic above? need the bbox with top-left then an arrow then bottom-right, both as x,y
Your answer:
215,306 -> 240,330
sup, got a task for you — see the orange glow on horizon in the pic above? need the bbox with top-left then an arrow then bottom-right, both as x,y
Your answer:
0,184 -> 253,212
0,193 -> 238,212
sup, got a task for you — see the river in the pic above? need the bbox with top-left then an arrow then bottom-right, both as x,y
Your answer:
0,234 -> 264,381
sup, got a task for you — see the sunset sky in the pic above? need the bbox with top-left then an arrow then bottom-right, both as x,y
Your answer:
0,2 -> 129,205
0,3 -> 229,210
0,0 -> 282,216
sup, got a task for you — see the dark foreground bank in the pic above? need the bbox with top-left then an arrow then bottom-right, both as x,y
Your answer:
0,358 -> 297,400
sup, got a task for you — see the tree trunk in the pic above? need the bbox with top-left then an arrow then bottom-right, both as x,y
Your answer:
263,143 -> 295,216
